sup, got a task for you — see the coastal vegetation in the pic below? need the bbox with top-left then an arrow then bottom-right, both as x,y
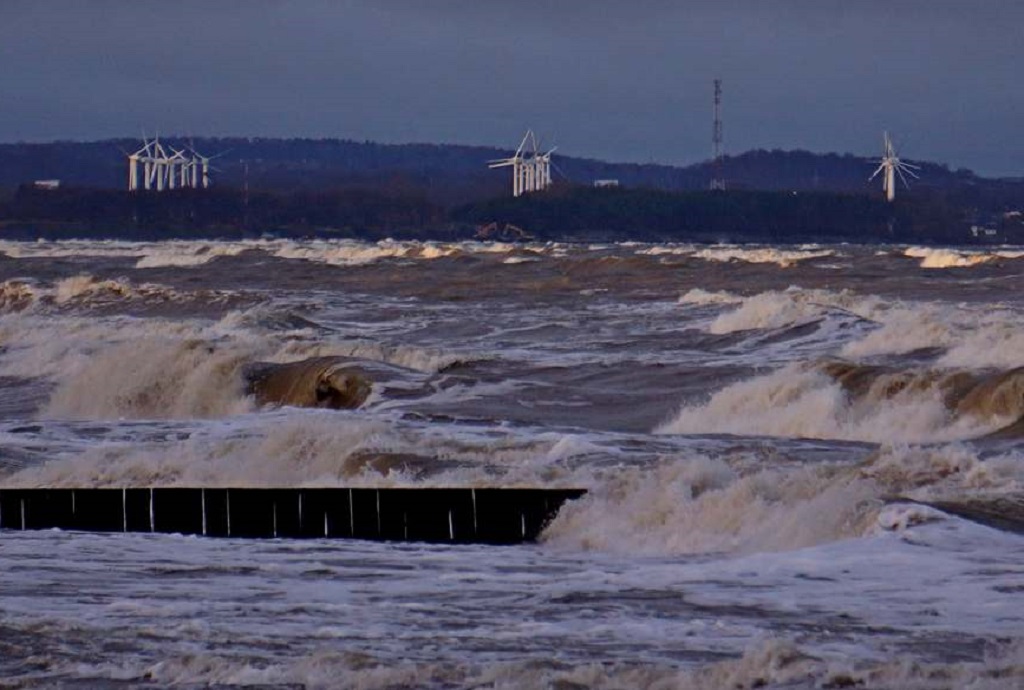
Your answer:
0,139 -> 1021,243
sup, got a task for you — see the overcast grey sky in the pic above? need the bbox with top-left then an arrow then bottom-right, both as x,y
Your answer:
1,1 -> 1021,175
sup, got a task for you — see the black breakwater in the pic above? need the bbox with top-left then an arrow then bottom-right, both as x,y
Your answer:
0,487 -> 586,544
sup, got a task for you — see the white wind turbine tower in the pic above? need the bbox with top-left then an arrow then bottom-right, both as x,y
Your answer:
167,147 -> 192,189
126,139 -> 154,191
144,137 -> 171,191
190,149 -> 213,189
870,131 -> 919,202
127,136 -> 216,191
489,131 -> 530,197
489,130 -> 556,197
532,136 -> 556,191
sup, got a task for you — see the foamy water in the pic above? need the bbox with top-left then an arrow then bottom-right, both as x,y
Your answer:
0,239 -> 1022,688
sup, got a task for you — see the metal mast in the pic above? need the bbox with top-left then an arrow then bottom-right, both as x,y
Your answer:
710,79 -> 725,190
869,131 -> 919,202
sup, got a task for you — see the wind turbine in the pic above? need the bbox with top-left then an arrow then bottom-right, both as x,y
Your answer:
143,137 -> 171,191
126,139 -> 154,191
489,130 -> 531,197
533,139 -> 557,190
488,130 -> 556,197
167,147 -> 191,190
869,131 -> 919,202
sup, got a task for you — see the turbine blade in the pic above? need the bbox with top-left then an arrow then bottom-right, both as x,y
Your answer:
898,163 -> 920,179
869,163 -> 886,180
515,131 -> 531,157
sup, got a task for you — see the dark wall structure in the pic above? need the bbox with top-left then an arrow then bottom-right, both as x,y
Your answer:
0,487 -> 586,545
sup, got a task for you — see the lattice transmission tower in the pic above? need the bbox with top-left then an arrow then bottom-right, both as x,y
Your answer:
710,79 -> 725,191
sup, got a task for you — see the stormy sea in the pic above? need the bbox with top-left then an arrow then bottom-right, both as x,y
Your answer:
0,238 -> 1022,689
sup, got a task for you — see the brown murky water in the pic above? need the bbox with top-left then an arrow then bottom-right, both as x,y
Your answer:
0,239 -> 1021,688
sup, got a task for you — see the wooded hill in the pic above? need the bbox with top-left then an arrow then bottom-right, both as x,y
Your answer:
1,137 -> 1021,244
3,183 -> 1021,245
1,137 -> 1020,209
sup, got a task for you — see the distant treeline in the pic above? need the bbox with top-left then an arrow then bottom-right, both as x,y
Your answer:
0,185 -> 452,241
3,183 -> 1019,244
2,138 -> 1022,210
455,186 -> 983,243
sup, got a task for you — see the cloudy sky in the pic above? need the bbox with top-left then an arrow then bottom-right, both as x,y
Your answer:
2,1 -> 1021,175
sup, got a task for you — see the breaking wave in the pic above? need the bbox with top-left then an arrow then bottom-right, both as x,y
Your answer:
263,239 -> 549,266
640,244 -> 835,266
544,456 -> 878,555
134,242 -> 251,268
0,275 -> 237,312
0,239 -> 251,267
40,637 -> 1024,690
904,245 -> 1024,269
691,245 -> 835,266
656,361 -> 1024,443
0,414 -> 615,489
679,286 -> 1024,367
0,303 -> 472,420
43,337 -> 255,419
0,238 -> 553,269
543,444 -> 1024,556
5,412 -> 395,488
679,286 -> 883,335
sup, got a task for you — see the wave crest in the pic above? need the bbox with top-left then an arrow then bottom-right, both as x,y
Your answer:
543,456 -> 877,555
657,361 -> 1024,443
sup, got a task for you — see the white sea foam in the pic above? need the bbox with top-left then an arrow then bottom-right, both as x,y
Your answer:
0,239 -> 255,268
677,287 -> 744,306
0,279 -> 40,311
271,339 -> 471,374
634,244 -> 698,256
43,337 -> 255,420
0,274 -> 233,313
544,439 -> 1024,558
5,412 -> 394,488
0,411 -> 621,490
268,239 -> 444,265
134,242 -> 250,268
639,245 -> 834,266
543,455 -> 878,555
264,239 -> 541,266
903,245 -> 1024,269
683,286 -> 1024,367
0,238 -> 545,269
862,444 -> 1024,500
0,239 -> 147,259
905,246 -> 996,268
655,364 -> 997,443
692,246 -> 835,266
842,303 -> 1024,367
45,637 -> 1023,690
687,287 -> 882,335
839,305 -> 954,357
0,301 -> 474,424
938,318 -> 1024,368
